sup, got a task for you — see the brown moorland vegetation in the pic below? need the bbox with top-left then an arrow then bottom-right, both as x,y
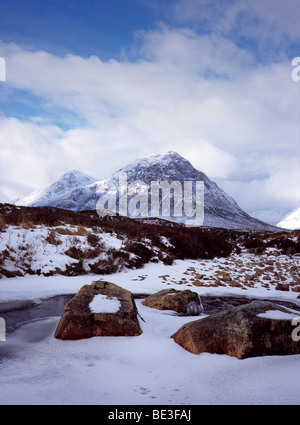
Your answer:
0,203 -> 299,279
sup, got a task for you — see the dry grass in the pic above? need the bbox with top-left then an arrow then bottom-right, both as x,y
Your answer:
0,215 -> 6,232
77,225 -> 87,236
55,225 -> 87,236
46,230 -> 62,246
21,219 -> 35,230
55,227 -> 78,236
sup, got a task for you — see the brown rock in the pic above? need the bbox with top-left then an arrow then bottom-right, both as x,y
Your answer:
229,281 -> 243,288
266,260 -> 274,265
194,274 -> 205,280
192,280 -> 203,287
292,286 -> 300,293
275,283 -> 290,291
214,280 -> 226,287
54,281 -> 142,340
264,266 -> 274,272
171,301 -> 300,359
221,274 -> 232,282
142,289 -> 203,315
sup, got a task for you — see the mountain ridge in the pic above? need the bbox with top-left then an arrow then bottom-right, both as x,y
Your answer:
16,151 -> 278,231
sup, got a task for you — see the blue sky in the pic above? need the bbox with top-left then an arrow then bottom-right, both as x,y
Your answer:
2,0 -> 297,61
0,0 -> 299,221
0,0 -> 161,58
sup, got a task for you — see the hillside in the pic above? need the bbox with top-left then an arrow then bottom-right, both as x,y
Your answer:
278,208 -> 300,230
0,203 -> 299,282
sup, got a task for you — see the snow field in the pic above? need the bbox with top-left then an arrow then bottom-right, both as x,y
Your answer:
0,299 -> 300,405
0,259 -> 300,405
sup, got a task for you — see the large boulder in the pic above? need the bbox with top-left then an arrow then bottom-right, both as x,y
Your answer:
142,289 -> 203,316
171,300 -> 300,359
54,281 -> 142,340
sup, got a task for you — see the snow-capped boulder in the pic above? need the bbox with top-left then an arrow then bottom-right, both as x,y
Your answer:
142,289 -> 203,316
54,281 -> 142,340
171,301 -> 300,359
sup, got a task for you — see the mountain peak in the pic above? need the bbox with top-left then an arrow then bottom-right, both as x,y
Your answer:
56,169 -> 96,186
114,151 -> 202,185
15,152 -> 278,230
16,169 -> 97,208
133,151 -> 188,166
47,169 -> 97,194
142,151 -> 183,161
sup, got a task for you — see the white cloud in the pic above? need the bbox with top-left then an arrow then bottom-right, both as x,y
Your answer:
0,118 -> 64,199
183,141 -> 238,179
220,156 -> 300,212
173,0 -> 300,45
135,25 -> 254,75
263,158 -> 300,203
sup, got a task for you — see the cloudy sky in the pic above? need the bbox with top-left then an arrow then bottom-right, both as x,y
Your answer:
0,0 -> 299,218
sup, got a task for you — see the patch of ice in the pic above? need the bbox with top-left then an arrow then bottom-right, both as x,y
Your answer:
257,310 -> 298,320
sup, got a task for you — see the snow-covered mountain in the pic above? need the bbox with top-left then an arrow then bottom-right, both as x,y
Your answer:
16,151 -> 277,230
16,170 -> 97,210
277,208 -> 300,230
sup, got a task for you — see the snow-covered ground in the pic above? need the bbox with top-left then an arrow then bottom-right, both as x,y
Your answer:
0,224 -> 125,277
0,257 -> 300,405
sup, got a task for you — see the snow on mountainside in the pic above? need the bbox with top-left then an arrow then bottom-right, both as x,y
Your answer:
248,208 -> 292,226
16,151 -> 277,230
16,170 -> 97,209
278,208 -> 300,230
